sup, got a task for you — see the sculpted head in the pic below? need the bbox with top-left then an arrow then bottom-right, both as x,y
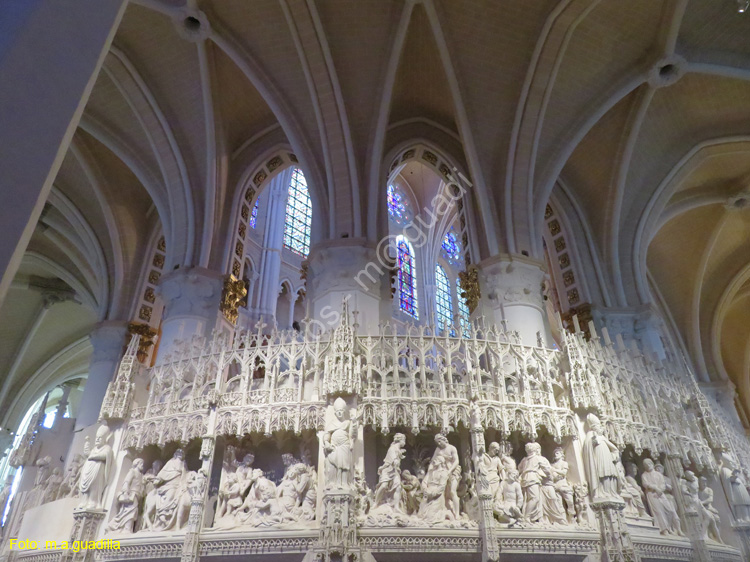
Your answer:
684,470 -> 696,482
586,413 -> 602,433
174,448 -> 185,460
333,397 -> 348,421
132,458 -> 145,472
94,424 -> 111,446
435,434 -> 448,448
242,453 -> 255,466
643,458 -> 655,472
394,433 -> 406,446
524,442 -> 541,457
699,476 -> 708,490
488,442 -> 501,457
655,463 -> 664,474
507,469 -> 519,482
625,462 -> 638,477
553,447 -> 564,461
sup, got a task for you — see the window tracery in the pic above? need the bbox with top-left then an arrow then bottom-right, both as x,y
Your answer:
387,184 -> 413,225
435,265 -> 453,333
283,168 -> 311,257
396,235 -> 418,318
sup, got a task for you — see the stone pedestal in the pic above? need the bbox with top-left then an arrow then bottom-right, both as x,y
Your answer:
156,267 -> 224,361
316,490 -> 360,562
60,509 -> 106,562
591,499 -> 641,562
305,239 -> 384,334
76,322 -> 128,429
469,424 -> 500,562
477,255 -> 548,347
731,523 -> 750,558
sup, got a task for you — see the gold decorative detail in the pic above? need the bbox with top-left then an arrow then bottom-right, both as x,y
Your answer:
554,237 -> 566,252
253,170 -> 267,186
238,223 -> 246,239
244,187 -> 256,202
422,150 -> 438,165
439,164 -> 451,178
559,253 -> 570,268
390,159 -> 399,173
241,204 -> 249,221
148,270 -> 161,284
221,275 -> 247,325
289,153 -> 298,163
235,240 -> 244,257
267,156 -> 283,172
157,237 -> 166,252
299,261 -> 309,281
232,260 -> 241,278
144,287 -> 156,304
562,302 -> 592,339
567,288 -> 580,305
549,220 -> 561,236
127,322 -> 157,362
545,205 -> 553,220
139,305 -> 152,322
458,266 -> 480,314
152,254 -> 165,268
563,270 -> 575,287
402,149 -> 416,161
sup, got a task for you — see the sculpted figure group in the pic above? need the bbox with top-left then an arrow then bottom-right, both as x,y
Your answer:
212,448 -> 316,529
107,448 -> 208,534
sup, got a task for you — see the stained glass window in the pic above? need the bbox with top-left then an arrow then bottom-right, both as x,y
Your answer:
249,200 -> 259,229
457,277 -> 471,336
387,184 -> 413,225
435,265 -> 453,333
396,235 -> 418,318
283,168 -> 311,256
441,228 -> 461,264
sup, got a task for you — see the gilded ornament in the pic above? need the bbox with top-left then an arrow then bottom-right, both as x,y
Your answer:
221,275 -> 248,325
458,266 -> 480,314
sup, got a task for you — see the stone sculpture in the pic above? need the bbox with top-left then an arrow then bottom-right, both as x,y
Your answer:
57,454 -> 84,499
150,448 -> 186,531
476,441 -> 503,503
41,468 -> 63,504
573,482 -> 597,528
518,442 -> 566,525
698,476 -> 723,543
641,459 -> 682,535
371,433 -> 406,516
78,425 -> 114,510
581,414 -> 621,502
400,470 -> 422,515
495,469 -> 523,527
622,462 -> 648,518
550,447 -> 575,520
107,458 -> 146,533
420,433 -> 461,522
719,452 -> 750,523
0,475 -> 13,516
34,455 -> 52,488
323,397 -> 356,489
141,460 -> 163,530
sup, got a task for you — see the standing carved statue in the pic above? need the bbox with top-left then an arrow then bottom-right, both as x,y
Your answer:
495,469 -> 523,527
581,414 -> 621,502
78,425 -> 114,510
622,462 -> 648,518
34,455 -> 52,488
151,448 -> 186,531
323,397 -> 356,489
476,442 -> 503,503
719,452 -> 750,523
107,458 -> 146,533
641,459 -> 682,536
42,468 -> 63,504
550,448 -> 575,520
518,442 -> 565,525
680,470 -> 701,514
415,435 -> 461,523
141,460 -> 163,530
698,477 -> 723,543
371,433 -> 406,515
655,463 -> 679,516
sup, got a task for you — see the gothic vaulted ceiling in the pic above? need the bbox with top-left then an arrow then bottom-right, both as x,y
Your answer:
3,0 -> 750,426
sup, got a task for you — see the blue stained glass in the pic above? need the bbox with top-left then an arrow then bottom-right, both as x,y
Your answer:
457,277 -> 471,336
283,168 -> 311,256
441,229 -> 461,264
396,236 -> 418,318
387,184 -> 413,225
249,200 -> 259,229
435,265 -> 453,333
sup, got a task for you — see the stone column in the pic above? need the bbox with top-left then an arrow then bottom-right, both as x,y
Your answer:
591,499 -> 641,562
305,239 -> 384,334
468,409 -> 500,562
75,322 -> 128,429
476,254 -> 548,347
0,0 -> 126,308
256,168 -> 292,323
156,267 -> 224,361
591,306 -> 668,359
